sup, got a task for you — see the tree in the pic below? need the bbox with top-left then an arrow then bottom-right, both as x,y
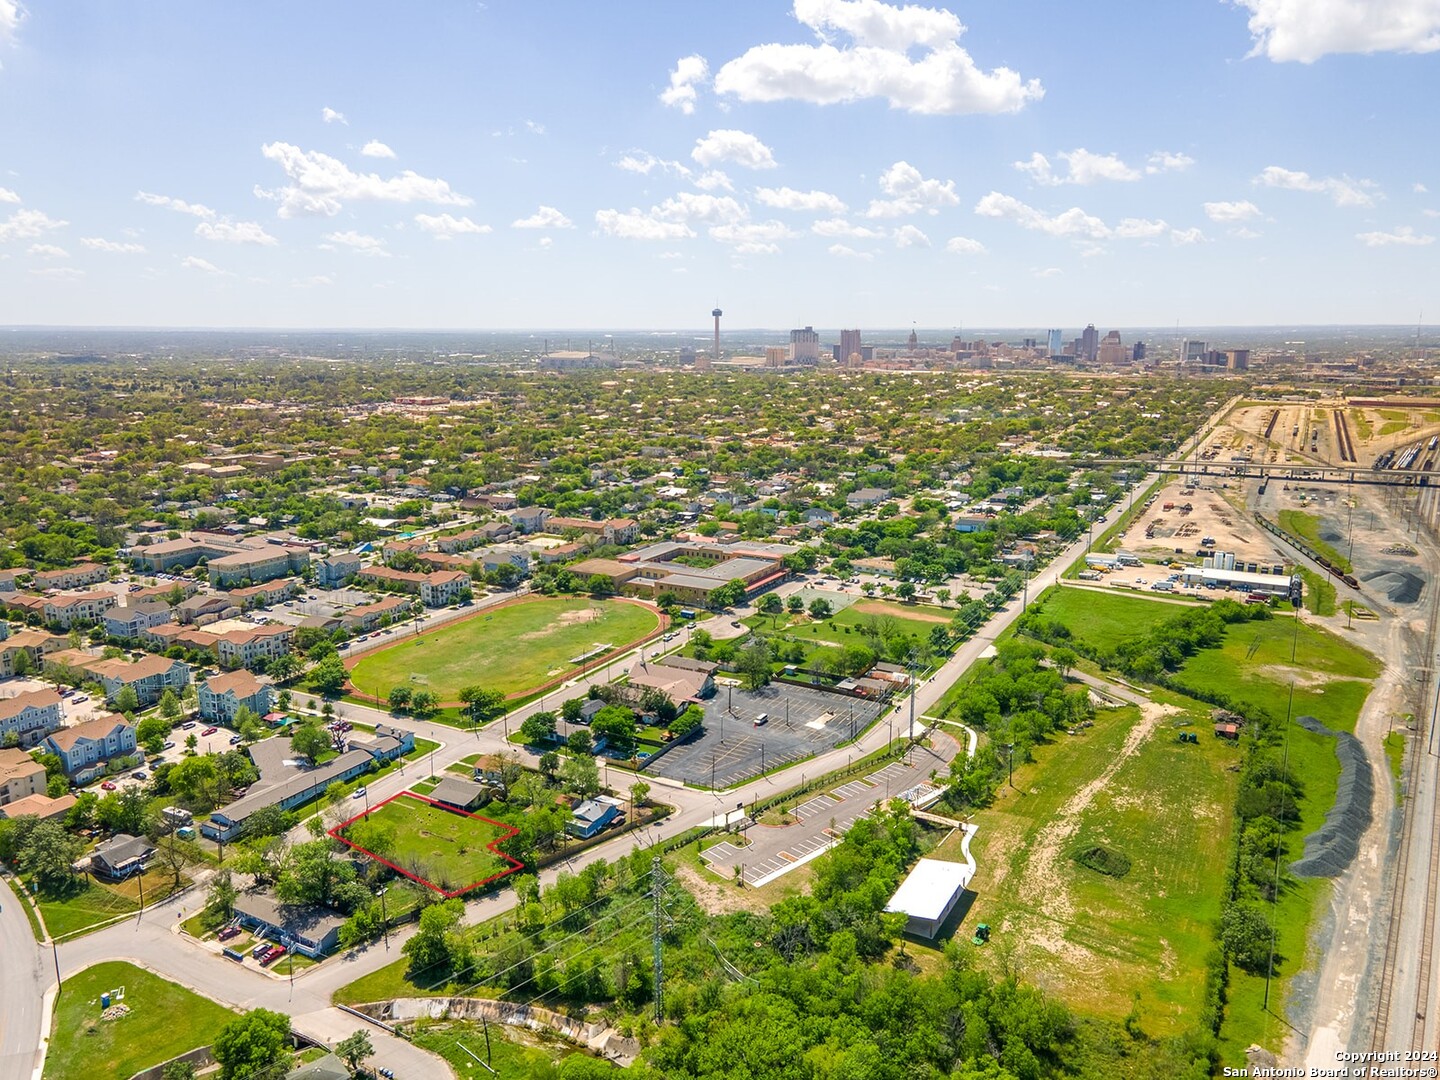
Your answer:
1051,647 -> 1078,679
290,723 -> 331,764
896,581 -> 917,602
335,1030 -> 375,1075
758,592 -> 784,619
97,788 -> 153,835
161,1060 -> 198,1080
736,639 -> 774,691
459,685 -> 506,727
402,897 -> 465,975
560,696 -> 585,723
561,753 -> 601,799
16,820 -> 83,891
240,804 -> 294,841
808,597 -> 833,620
136,714 -> 171,755
212,1009 -> 292,1080
586,573 -> 614,597
1221,902 -> 1274,974
10,649 -> 33,677
206,867 -> 237,921
387,685 -> 413,712
158,689 -> 181,721
567,728 -> 593,757
267,653 -> 299,682
786,594 -> 805,615
310,654 -> 348,696
591,705 -> 637,754
409,688 -> 438,718
710,579 -> 747,609
113,685 -> 141,715
168,754 -> 222,809
670,705 -> 704,738
520,710 -> 558,745
151,830 -> 199,890
538,750 -> 560,778
630,781 -> 650,809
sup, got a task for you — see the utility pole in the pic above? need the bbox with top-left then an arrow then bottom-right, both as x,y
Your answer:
651,857 -> 665,1023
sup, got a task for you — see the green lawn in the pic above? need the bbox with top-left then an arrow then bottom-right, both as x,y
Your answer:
1297,568 -> 1337,616
348,596 -> 660,701
38,869 -> 187,940
43,961 -> 237,1080
336,793 -> 514,894
412,1019 -> 617,1076
1029,586 -> 1190,655
1277,510 -> 1352,574
948,690 -> 1237,1033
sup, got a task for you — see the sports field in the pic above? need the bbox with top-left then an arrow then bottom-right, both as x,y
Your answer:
332,792 -> 521,896
347,595 -> 661,701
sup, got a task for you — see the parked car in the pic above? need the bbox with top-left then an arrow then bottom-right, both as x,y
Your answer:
201,726 -> 218,736
163,740 -> 175,750
217,926 -> 241,942
252,942 -> 273,959
181,721 -> 196,730
132,770 -> 147,781
351,786 -> 367,800
100,781 -> 116,791
260,946 -> 286,967
229,734 -> 242,745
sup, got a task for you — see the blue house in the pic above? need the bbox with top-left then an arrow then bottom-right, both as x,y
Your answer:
566,799 -> 620,839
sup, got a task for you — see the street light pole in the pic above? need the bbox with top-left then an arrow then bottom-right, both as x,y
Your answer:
377,886 -> 390,951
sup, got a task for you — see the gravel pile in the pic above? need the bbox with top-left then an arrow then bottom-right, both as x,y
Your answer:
1291,715 -> 1373,878
1362,568 -> 1425,604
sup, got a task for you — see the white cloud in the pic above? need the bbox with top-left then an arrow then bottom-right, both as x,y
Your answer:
0,186 -> 18,203
660,54 -> 710,114
945,235 -> 986,254
754,186 -> 847,214
360,140 -> 396,159
1416,182 -> 1430,194
321,106 -> 347,125
537,236 -> 553,249
323,230 -> 389,256
27,243 -> 67,258
181,255 -> 227,274
1254,165 -> 1378,207
894,223 -> 930,247
693,171 -> 734,192
1234,0 -> 1440,62
691,129 -> 778,170
512,205 -> 574,229
0,208 -> 67,243
135,191 -> 216,219
1170,227 -> 1207,245
1114,217 -> 1170,239
30,266 -> 83,281
0,0 -> 24,49
293,274 -> 333,287
1425,209 -> 1440,218
656,192 -> 748,225
812,217 -> 886,238
413,213 -> 492,239
828,243 -> 872,259
1231,227 -> 1263,240
1204,199 -> 1263,222
974,191 -> 1110,239
195,220 -> 278,245
81,237 -> 146,253
865,161 -> 959,217
1016,148 -> 1141,186
1033,266 -> 1063,278
709,220 -> 796,254
259,142 -> 472,218
616,151 -> 691,178
594,208 -> 696,241
1147,151 -> 1195,175
525,119 -> 546,135
1357,225 -> 1435,247
713,0 -> 1043,115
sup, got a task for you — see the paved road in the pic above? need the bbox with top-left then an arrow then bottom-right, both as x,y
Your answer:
0,880 -> 45,1080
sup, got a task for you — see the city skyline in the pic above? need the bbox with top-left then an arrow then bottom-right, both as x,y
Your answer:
1,1 -> 1437,328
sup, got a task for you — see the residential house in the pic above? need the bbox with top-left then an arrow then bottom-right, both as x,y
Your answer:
232,891 -> 345,958
89,833 -> 155,881
625,657 -> 717,707
471,754 -> 510,786
0,688 -> 63,748
228,578 -> 299,609
175,593 -> 239,625
845,487 -> 891,508
313,553 -> 362,588
41,713 -> 137,780
0,747 -> 46,805
428,776 -> 486,811
508,506 -> 552,534
85,654 -> 192,707
0,792 -> 76,821
33,563 -> 109,591
0,629 -> 68,677
566,799 -> 620,839
340,594 -> 412,633
348,724 -> 414,763
214,624 -> 294,668
803,507 -> 836,526
479,545 -> 531,575
198,670 -> 275,725
207,544 -> 310,587
0,568 -> 28,592
102,601 -> 173,641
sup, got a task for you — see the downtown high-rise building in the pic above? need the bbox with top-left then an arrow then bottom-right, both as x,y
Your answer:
1081,324 -> 1100,362
789,325 -> 821,362
838,328 -> 863,365
1046,328 -> 1063,356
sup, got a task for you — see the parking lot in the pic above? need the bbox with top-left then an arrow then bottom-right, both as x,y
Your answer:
641,680 -> 890,789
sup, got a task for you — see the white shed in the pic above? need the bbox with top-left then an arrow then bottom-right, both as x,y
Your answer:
884,857 -> 973,939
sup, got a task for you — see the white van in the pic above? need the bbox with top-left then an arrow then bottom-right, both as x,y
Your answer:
753,713 -> 768,727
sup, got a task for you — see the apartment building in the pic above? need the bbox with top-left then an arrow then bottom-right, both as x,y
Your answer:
0,688 -> 64,748
0,747 -> 47,805
197,670 -> 275,724
144,623 -> 220,656
214,624 -> 294,668
207,545 -> 310,587
40,713 -> 137,780
0,628 -> 69,677
44,591 -> 119,629
33,563 -> 110,591
175,593 -> 238,625
340,594 -> 413,633
102,601 -> 173,640
0,569 -> 28,592
228,578 -> 299,609
546,517 -> 639,545
508,506 -> 552,534
84,654 -> 192,707
313,553 -> 362,588
419,570 -> 469,607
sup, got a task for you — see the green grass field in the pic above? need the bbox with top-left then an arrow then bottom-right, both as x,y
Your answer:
942,690 -> 1237,1033
43,961 -> 237,1080
1029,586 -> 1190,654
1277,509 -> 1351,574
348,596 -> 660,701
38,869 -> 187,940
1297,567 -> 1337,616
765,598 -> 952,648
413,1020 -> 618,1076
339,793 -> 513,894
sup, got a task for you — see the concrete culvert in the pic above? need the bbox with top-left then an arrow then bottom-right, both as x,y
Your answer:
1290,715 -> 1373,879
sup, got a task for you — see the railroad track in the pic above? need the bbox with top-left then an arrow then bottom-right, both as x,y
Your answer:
1369,548 -> 1440,1053
1333,409 -> 1357,463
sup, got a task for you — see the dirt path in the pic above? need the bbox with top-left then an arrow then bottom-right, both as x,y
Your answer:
1012,699 -> 1179,962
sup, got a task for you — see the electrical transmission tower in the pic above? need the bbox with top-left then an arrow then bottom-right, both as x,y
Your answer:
651,855 -> 666,1022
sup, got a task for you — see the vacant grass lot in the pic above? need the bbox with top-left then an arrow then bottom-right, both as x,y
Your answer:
43,961 -> 237,1080
335,793 -> 515,895
1030,586 -> 1189,654
1277,509 -> 1351,573
941,690 -> 1237,1034
38,868 -> 187,940
348,596 -> 660,701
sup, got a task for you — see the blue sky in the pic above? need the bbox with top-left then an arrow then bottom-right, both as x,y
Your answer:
1,0 -> 1437,329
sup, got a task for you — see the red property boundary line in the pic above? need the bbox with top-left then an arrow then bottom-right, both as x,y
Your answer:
328,790 -> 524,899
341,593 -> 669,708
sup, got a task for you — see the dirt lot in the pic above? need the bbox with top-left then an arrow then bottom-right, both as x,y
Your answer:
1113,479 -> 1287,568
